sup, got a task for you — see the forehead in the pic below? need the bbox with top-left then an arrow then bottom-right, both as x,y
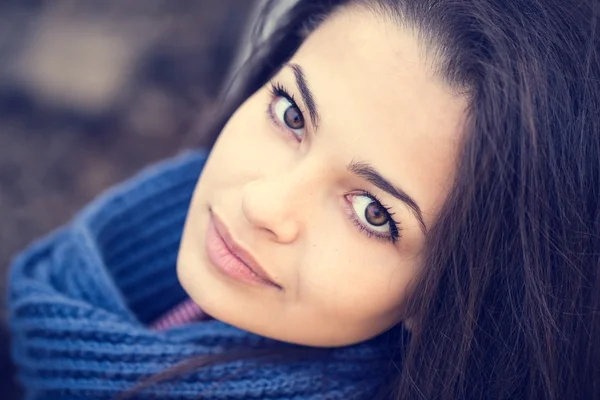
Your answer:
289,6 -> 467,220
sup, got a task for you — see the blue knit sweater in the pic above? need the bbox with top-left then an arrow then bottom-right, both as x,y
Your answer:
8,150 -> 393,399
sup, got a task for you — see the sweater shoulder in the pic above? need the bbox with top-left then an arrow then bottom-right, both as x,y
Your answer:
8,149 -> 209,323
76,149 -> 208,232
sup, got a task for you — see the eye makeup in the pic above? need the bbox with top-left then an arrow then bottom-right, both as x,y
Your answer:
266,82 -> 307,142
345,190 -> 401,244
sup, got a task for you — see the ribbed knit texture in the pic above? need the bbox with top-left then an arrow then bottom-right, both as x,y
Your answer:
8,150 -> 392,400
150,298 -> 210,331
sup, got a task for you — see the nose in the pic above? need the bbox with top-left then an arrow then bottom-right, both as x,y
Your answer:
241,173 -> 307,243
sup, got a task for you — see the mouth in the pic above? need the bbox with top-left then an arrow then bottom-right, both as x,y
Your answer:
205,210 -> 282,290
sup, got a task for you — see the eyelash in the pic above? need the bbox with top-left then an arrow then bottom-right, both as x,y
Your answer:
269,82 -> 296,106
267,82 -> 304,140
266,81 -> 401,245
348,190 -> 401,244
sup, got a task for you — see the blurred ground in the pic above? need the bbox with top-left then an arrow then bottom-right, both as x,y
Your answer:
0,1 -> 254,398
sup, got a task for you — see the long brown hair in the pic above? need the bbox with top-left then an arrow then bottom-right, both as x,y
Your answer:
126,1 -> 600,399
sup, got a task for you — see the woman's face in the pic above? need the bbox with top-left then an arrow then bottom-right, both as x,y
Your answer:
178,6 -> 467,347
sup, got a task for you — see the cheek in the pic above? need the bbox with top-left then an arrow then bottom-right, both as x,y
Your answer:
204,90 -> 293,181
214,95 -> 267,158
301,237 -> 421,328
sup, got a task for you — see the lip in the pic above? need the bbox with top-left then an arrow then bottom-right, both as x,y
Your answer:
205,211 -> 281,289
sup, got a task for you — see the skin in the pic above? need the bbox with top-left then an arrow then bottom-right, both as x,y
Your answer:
177,5 -> 467,347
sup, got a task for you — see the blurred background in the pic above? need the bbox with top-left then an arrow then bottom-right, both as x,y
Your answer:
0,1 -> 259,398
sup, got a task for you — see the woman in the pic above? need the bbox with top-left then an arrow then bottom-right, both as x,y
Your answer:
9,0 -> 600,399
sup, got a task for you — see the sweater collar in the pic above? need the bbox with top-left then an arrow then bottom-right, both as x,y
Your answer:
76,150 -> 209,325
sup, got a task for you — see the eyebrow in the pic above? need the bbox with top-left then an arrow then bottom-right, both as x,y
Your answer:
287,63 -> 320,129
348,160 -> 428,234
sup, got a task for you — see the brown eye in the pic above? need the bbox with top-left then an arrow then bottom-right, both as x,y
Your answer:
350,194 -> 392,234
347,193 -> 400,243
365,202 -> 388,226
284,106 -> 304,130
273,96 -> 306,140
